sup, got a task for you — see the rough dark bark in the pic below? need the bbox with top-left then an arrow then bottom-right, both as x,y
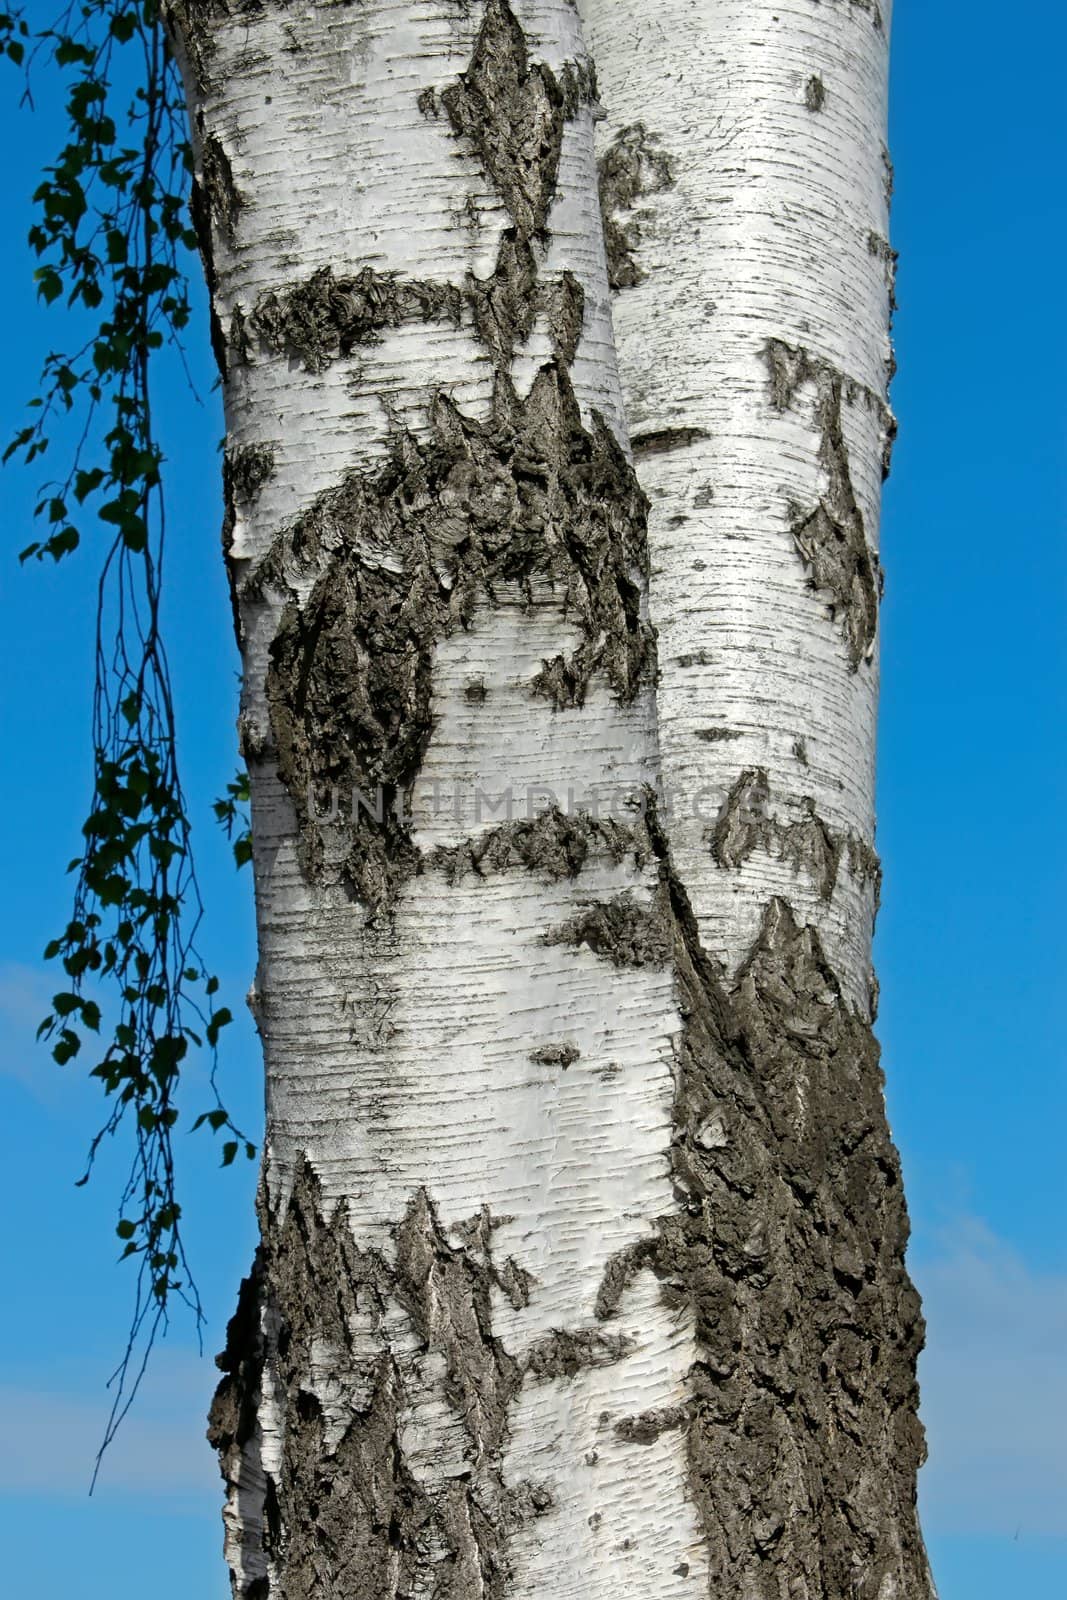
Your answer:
633,808 -> 929,1600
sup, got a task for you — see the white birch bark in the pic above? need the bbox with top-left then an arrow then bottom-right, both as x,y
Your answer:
170,2 -> 709,1595
578,1 -> 935,1595
582,0 -> 896,1014
166,0 -> 935,1593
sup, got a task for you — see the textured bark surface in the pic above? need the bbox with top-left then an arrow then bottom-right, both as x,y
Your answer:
172,0 -> 933,1594
647,817 -> 930,1599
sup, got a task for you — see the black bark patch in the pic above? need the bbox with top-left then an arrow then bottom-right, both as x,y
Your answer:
187,150 -> 231,380
252,365 -> 654,907
251,265 -> 464,374
163,2 -> 216,91
595,1235 -> 660,1321
394,1189 -> 522,1456
529,1040 -> 581,1068
467,231 -> 539,368
211,1164 -> 552,1600
594,802 -> 932,1598
441,0 -> 569,240
764,339 -> 884,669
711,766 -> 878,904
615,1404 -> 688,1445
867,230 -> 899,313
542,890 -> 672,968
597,122 -> 675,291
222,447 -> 276,646
712,767 -> 772,874
432,807 -> 648,885
228,442 -> 276,502
805,75 -> 827,112
847,831 -> 883,906
631,426 -> 710,459
524,1327 -> 633,1380
201,131 -> 242,242
547,269 -> 586,365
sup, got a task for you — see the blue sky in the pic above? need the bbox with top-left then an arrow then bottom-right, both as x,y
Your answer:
1,3 -> 1064,1595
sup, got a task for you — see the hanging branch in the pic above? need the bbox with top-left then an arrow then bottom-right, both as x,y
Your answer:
2,0 -> 253,1458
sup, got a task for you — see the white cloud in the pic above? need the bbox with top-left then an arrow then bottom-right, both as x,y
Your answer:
914,1216 -> 1067,1537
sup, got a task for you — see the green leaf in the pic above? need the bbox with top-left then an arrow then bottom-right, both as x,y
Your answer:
110,12 -> 137,44
74,467 -> 104,503
52,1029 -> 81,1065
34,266 -> 62,304
55,39 -> 95,67
205,1006 -> 233,1046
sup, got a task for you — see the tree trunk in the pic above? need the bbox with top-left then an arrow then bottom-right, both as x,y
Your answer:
580,2 -> 935,1595
168,2 -> 932,1596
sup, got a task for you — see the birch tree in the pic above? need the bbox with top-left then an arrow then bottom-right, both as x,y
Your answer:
13,0 -> 932,1592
